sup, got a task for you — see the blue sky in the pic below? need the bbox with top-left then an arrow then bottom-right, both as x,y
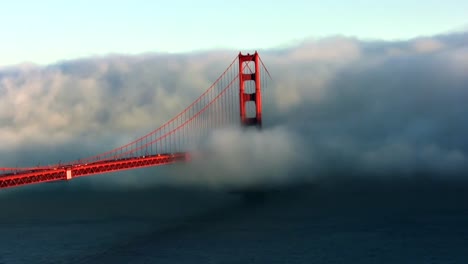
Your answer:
1,0 -> 467,66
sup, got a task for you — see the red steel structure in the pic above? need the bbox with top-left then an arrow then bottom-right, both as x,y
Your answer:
239,52 -> 262,128
0,52 -> 271,189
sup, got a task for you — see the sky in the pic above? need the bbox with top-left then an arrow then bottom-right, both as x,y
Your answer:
1,0 -> 467,66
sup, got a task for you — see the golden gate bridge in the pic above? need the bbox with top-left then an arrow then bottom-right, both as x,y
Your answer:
0,52 -> 271,189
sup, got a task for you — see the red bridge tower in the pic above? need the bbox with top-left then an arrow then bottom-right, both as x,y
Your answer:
238,51 -> 262,129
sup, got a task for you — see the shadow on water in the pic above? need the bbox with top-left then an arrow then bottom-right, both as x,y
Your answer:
70,184 -> 309,264
2,178 -> 468,264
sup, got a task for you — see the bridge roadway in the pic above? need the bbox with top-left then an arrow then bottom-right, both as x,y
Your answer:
0,153 -> 190,189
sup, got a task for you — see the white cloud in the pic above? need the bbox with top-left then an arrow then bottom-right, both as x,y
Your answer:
1,32 -> 468,189
412,38 -> 444,53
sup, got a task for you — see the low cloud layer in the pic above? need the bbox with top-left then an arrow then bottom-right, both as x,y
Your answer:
1,32 -> 468,190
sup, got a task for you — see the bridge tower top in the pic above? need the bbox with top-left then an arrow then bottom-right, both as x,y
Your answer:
238,51 -> 262,129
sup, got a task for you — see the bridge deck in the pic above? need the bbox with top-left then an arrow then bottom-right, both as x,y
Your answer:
0,153 -> 190,189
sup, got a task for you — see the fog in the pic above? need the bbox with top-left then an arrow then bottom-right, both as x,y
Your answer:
1,32 -> 468,190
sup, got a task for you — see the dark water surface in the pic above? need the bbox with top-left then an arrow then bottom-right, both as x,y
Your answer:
1,178 -> 468,263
